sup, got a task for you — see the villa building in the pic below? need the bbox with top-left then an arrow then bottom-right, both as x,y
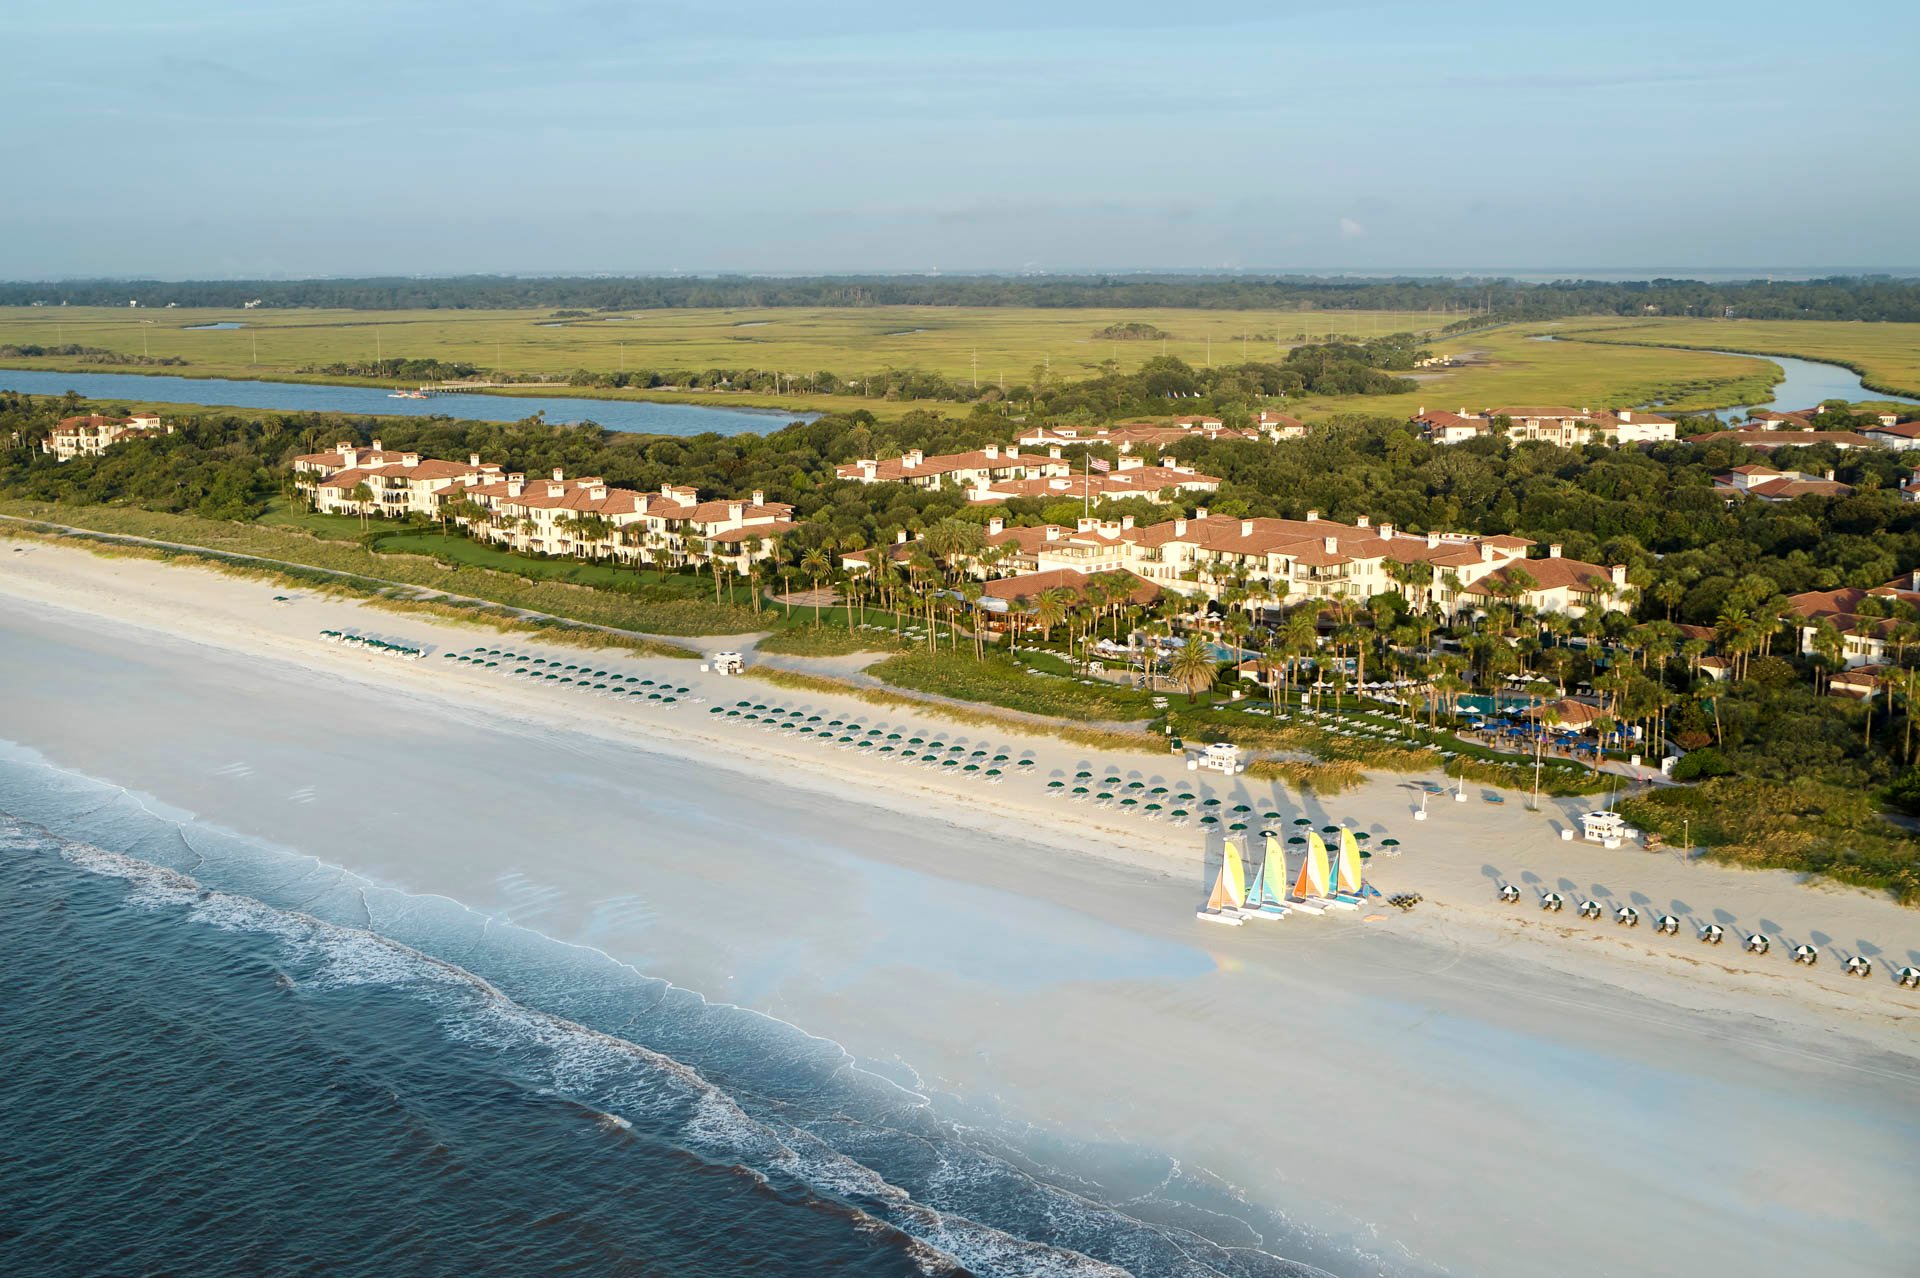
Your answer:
1693,428 -> 1876,451
845,508 -> 1628,622
1412,406 -> 1676,448
1712,465 -> 1853,503
1788,572 -> 1920,668
968,459 -> 1221,505
42,412 -> 170,461
833,445 -> 1070,494
292,442 -> 789,569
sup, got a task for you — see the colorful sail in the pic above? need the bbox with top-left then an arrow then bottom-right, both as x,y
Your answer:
1256,834 -> 1290,906
1206,840 -> 1247,911
1337,828 -> 1364,893
1294,832 -> 1331,898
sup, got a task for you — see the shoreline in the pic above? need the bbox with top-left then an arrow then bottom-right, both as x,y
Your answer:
4,538 -> 1915,1050
5,539 -> 1919,1276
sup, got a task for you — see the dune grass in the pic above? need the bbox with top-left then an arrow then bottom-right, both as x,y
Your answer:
0,522 -> 697,659
0,500 -> 761,636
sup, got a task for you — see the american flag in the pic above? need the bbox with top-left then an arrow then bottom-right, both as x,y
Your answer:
1088,456 -> 1111,472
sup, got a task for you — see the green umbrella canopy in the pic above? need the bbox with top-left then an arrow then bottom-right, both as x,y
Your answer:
1288,835 -> 1306,845
1322,825 -> 1342,834
1294,818 -> 1313,827
1232,804 -> 1252,813
1170,809 -> 1189,818
1263,811 -> 1282,820
1072,786 -> 1089,794
1229,822 -> 1246,831
1151,786 -> 1169,795
1381,838 -> 1401,847
1121,797 -> 1138,806
1200,816 -> 1219,825
1048,780 -> 1064,788
1145,803 -> 1162,811
1202,798 -> 1221,808
1076,771 -> 1094,779
1096,792 -> 1113,800
1126,780 -> 1146,790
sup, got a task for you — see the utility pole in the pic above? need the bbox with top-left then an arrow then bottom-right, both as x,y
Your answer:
971,348 -> 977,390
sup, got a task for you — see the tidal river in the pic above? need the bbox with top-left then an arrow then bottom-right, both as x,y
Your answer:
0,367 -> 816,436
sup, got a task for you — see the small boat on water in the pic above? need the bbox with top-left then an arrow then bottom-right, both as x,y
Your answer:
1242,835 -> 1292,919
1290,832 -> 1339,913
388,389 -> 429,399
1196,838 -> 1249,926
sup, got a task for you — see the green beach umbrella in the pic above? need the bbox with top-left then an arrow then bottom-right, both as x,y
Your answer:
1072,786 -> 1089,795
1016,759 -> 1034,768
964,763 -> 979,772
1202,798 -> 1221,808
993,754 -> 1009,763
1294,818 -> 1312,827
1126,781 -> 1146,790
1263,811 -> 1282,820
1076,771 -> 1093,779
1381,838 -> 1401,848
1170,808 -> 1188,818
1048,780 -> 1064,789
1232,804 -> 1251,814
985,768 -> 1001,777
1229,822 -> 1246,831
1121,797 -> 1138,807
1288,835 -> 1306,845
1200,816 -> 1218,826
1145,803 -> 1162,812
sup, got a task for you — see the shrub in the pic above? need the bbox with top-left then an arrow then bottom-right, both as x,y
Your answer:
1670,747 -> 1733,782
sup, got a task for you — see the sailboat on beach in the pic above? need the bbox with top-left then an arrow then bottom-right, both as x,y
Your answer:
1333,828 -> 1369,906
1290,831 -> 1341,913
1195,838 -> 1249,926
1242,834 -> 1291,919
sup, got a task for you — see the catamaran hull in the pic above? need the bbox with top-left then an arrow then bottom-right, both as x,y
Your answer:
1323,898 -> 1361,911
1287,898 -> 1328,915
1245,905 -> 1290,920
1196,908 -> 1246,927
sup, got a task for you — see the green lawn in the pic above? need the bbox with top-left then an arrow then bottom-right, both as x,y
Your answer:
256,497 -> 367,541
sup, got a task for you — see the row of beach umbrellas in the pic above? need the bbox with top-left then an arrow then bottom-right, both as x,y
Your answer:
451,646 -> 694,704
320,629 -> 423,660
708,699 -> 1032,782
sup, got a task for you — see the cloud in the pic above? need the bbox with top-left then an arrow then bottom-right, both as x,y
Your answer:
1337,217 -> 1366,240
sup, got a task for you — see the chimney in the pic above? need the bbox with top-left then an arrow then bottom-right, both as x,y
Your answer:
1549,543 -> 1562,558
551,467 -> 565,482
547,483 -> 565,498
402,452 -> 419,468
372,438 -> 383,451
984,444 -> 999,460
1049,446 -> 1062,459
1240,519 -> 1254,536
1195,506 -> 1209,520
1356,514 -> 1370,529
751,489 -> 764,507
1044,526 -> 1060,541
859,460 -> 877,480
905,449 -> 924,467
469,453 -> 481,467
724,502 -> 741,523
1617,411 -> 1633,423
1824,468 -> 1835,481
1121,515 -> 1135,530
1458,407 -> 1466,417
1380,523 -> 1394,540
1480,543 -> 1496,562
1174,518 -> 1188,536
1417,405 -> 1425,416
507,474 -> 525,498
590,485 -> 608,501
1324,536 -> 1338,554
988,516 -> 1004,536
1427,531 -> 1441,548
340,446 -> 358,469
1306,509 -> 1319,522
1610,564 -> 1627,587
1007,445 -> 1020,458
895,529 -> 908,545
1078,518 -> 1095,533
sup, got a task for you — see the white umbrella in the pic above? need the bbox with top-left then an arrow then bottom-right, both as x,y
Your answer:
1791,944 -> 1818,966
1844,955 -> 1872,978
1578,899 -> 1603,919
1615,906 -> 1640,927
1699,923 -> 1726,945
1745,934 -> 1771,955
1656,915 -> 1680,935
1498,883 -> 1521,903
1540,892 -> 1564,912
1898,966 -> 1920,989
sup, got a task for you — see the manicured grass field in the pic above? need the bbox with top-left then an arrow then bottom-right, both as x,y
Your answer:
1544,317 -> 1920,401
867,650 -> 1158,721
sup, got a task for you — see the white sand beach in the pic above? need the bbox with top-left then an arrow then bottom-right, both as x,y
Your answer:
4,540 -> 1918,1277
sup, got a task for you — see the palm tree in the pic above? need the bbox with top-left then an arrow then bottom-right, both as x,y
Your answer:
1168,634 -> 1219,705
799,547 -> 831,626
349,481 -> 375,531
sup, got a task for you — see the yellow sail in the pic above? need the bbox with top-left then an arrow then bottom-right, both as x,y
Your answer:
1294,832 -> 1331,898
1337,828 -> 1363,893
1206,839 -> 1247,911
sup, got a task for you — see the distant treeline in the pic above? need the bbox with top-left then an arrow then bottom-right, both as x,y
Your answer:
0,343 -> 188,367
5,275 -> 1920,320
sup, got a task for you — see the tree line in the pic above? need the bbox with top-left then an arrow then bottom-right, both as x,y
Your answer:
7,274 -> 1920,321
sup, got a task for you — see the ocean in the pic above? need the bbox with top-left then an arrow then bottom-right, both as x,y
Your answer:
0,743 -> 1336,1278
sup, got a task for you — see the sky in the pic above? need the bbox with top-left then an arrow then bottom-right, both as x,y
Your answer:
4,0 -> 1916,278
